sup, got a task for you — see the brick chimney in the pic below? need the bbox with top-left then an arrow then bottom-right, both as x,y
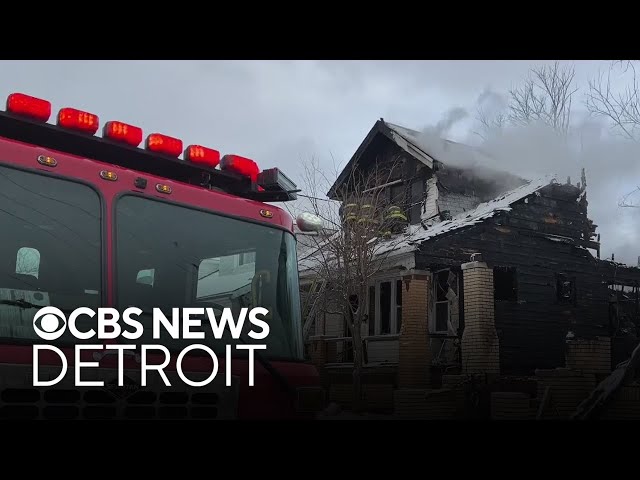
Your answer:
460,258 -> 500,375
398,274 -> 432,388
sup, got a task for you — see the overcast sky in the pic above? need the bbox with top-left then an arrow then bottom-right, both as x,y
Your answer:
0,60 -> 637,264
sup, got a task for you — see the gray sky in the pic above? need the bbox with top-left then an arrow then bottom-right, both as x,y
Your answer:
0,60 -> 637,264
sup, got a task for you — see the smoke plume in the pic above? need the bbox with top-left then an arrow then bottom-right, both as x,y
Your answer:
414,90 -> 640,266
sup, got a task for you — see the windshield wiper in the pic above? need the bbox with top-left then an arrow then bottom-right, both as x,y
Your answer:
0,299 -> 45,310
0,299 -> 78,317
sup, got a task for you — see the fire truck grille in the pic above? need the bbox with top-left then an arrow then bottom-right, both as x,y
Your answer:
0,366 -> 239,420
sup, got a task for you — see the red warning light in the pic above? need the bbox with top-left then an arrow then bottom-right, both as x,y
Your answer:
103,121 -> 143,147
57,108 -> 100,134
184,145 -> 220,168
220,154 -> 260,182
146,133 -> 183,158
6,93 -> 51,122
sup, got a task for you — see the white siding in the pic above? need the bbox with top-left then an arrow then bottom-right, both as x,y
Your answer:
438,191 -> 480,217
422,177 -> 439,221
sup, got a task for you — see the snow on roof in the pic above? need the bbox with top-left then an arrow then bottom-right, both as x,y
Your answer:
298,175 -> 558,274
378,174 -> 559,256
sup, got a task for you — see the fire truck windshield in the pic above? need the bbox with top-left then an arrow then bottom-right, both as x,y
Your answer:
0,165 -> 102,343
0,165 -> 303,362
115,194 -> 304,361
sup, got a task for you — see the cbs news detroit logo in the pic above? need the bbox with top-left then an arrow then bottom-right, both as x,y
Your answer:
31,305 -> 270,388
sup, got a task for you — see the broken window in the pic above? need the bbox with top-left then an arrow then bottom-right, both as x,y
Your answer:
556,273 -> 575,305
409,179 -> 423,224
608,281 -> 640,336
494,266 -> 517,302
389,184 -> 405,205
433,269 -> 459,334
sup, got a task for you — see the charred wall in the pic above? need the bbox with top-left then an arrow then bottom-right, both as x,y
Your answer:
599,261 -> 640,367
434,163 -> 528,202
415,186 -> 612,375
343,135 -> 431,225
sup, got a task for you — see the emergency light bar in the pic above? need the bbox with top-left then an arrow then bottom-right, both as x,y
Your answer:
0,91 -> 299,202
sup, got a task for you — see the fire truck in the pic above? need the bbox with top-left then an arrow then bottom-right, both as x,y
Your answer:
0,92 -> 324,420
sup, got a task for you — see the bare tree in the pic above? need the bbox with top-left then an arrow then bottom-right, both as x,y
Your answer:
299,155 -> 414,413
586,61 -> 640,207
619,186 -> 640,208
585,61 -> 640,141
474,62 -> 577,139
474,104 -> 507,140
508,61 -> 577,136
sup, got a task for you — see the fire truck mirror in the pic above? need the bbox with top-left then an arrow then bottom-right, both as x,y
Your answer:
296,212 -> 323,233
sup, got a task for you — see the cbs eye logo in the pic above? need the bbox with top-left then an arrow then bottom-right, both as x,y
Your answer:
33,307 -> 67,341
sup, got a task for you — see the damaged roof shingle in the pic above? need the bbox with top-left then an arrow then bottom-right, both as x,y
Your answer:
379,174 -> 559,256
299,175 -> 559,274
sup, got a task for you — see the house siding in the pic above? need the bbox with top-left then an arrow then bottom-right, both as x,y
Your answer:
438,191 -> 480,217
422,177 -> 439,221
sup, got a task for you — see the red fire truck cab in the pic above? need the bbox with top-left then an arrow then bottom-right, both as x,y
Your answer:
0,92 -> 323,420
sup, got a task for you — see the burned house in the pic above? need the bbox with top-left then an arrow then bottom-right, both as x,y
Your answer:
301,119 -> 640,398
